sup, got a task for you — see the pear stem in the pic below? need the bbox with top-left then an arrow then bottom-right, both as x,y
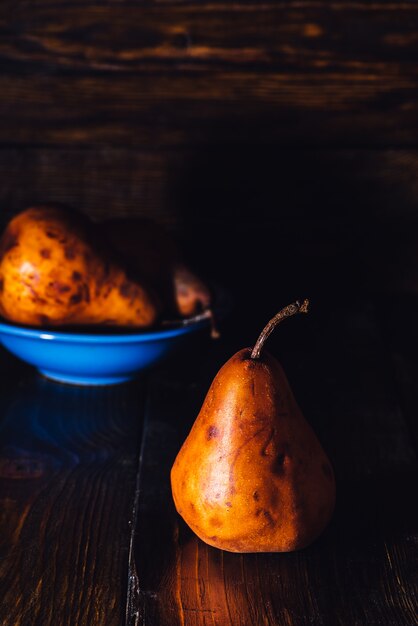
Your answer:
250,299 -> 309,360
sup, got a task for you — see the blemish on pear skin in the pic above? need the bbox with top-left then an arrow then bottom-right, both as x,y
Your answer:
225,502 -> 232,508
39,314 -> 50,325
210,517 -> 223,528
83,284 -> 91,303
70,292 -> 83,305
272,453 -> 286,475
46,231 -> 58,239
261,428 -> 276,456
253,490 -> 260,501
263,510 -> 275,527
40,248 -> 51,259
322,463 -> 333,480
52,281 -> 71,294
206,425 -> 219,440
72,271 -> 82,281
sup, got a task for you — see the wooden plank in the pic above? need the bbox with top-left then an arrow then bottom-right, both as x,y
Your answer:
4,0 -> 418,5
0,5 -> 417,147
5,0 -> 418,6
2,4 -> 418,73
130,301 -> 418,625
0,371 -> 144,626
0,148 -> 170,225
1,147 -> 418,224
0,73 -> 416,148
0,146 -> 417,310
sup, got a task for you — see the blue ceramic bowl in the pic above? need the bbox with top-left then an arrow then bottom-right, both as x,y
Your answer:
0,316 -> 209,386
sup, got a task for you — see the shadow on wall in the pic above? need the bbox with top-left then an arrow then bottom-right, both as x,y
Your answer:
167,139 -> 418,327
1,123 -> 418,330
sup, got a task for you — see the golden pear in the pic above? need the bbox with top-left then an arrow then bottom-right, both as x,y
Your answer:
171,301 -> 335,552
0,205 -> 159,328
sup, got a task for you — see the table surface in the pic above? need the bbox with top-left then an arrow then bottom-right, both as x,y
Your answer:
0,297 -> 417,626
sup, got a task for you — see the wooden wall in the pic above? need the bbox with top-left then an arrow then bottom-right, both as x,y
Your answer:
1,1 -> 418,317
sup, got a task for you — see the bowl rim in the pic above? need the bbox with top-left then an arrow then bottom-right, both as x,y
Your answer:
0,315 -> 208,344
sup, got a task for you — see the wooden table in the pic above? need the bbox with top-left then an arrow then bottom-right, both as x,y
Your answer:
0,296 -> 416,625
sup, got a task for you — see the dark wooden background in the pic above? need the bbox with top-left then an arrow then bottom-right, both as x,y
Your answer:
0,2 -> 418,625
1,0 -> 418,323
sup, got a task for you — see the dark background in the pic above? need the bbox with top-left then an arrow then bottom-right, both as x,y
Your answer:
1,2 -> 418,338
0,4 -> 418,624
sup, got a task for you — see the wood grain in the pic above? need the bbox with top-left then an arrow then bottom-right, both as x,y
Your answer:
0,73 -> 416,148
2,4 -> 418,72
130,302 -> 418,625
0,373 -> 144,626
0,4 -> 417,147
0,1 -> 417,624
1,148 -> 418,224
1,146 -> 417,314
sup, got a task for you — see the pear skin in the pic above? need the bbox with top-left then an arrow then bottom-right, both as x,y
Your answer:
0,206 -> 159,328
171,339 -> 335,553
172,264 -> 211,317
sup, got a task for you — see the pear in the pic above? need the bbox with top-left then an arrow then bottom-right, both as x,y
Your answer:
171,301 -> 336,553
0,205 -> 159,328
99,217 -> 212,318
